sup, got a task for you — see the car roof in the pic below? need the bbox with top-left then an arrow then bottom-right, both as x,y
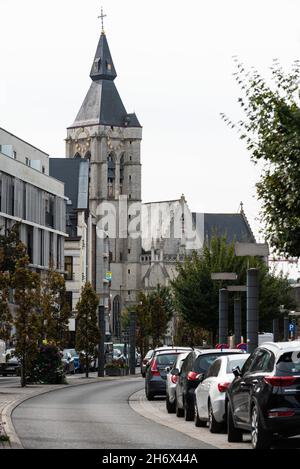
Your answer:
194,348 -> 244,356
154,348 -> 193,356
259,341 -> 300,355
154,346 -> 192,351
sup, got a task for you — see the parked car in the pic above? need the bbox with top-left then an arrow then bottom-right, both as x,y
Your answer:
145,347 -> 193,400
0,348 -> 20,376
61,349 -> 80,374
166,352 -> 190,413
194,353 -> 249,432
227,341 -> 300,449
141,350 -> 154,377
173,349 -> 243,421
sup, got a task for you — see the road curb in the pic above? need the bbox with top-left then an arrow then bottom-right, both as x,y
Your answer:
1,373 -> 141,449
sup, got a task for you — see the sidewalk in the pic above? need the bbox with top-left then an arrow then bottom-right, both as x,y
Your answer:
0,371 -> 141,449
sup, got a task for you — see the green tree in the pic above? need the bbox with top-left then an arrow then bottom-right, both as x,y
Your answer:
13,256 -> 41,387
75,282 -> 100,378
172,236 -> 295,342
221,58 -> 300,257
39,267 -> 71,348
148,285 -> 174,348
0,272 -> 12,344
132,291 -> 152,358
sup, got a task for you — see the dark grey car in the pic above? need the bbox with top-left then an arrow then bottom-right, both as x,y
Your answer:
145,347 -> 193,400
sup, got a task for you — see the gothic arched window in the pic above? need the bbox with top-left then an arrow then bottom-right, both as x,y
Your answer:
107,153 -> 115,198
74,153 -> 81,159
85,151 -> 91,160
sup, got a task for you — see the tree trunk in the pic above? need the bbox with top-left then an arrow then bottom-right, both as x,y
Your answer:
21,355 -> 26,387
85,355 -> 89,378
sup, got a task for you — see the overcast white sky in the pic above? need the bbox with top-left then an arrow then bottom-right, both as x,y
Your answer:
1,0 -> 300,268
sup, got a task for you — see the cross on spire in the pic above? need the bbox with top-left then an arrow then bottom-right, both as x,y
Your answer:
98,6 -> 107,34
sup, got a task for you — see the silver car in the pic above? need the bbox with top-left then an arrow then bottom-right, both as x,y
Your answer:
166,352 -> 190,413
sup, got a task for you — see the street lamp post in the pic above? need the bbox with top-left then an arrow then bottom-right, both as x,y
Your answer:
129,311 -> 136,375
98,304 -> 105,377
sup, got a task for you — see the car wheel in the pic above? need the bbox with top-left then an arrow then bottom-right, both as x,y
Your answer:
195,402 -> 207,427
227,402 -> 243,442
176,398 -> 184,418
208,401 -> 223,433
145,385 -> 155,401
251,404 -> 272,450
166,394 -> 176,413
184,398 -> 194,421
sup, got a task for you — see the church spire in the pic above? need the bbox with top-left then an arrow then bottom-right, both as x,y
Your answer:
90,10 -> 117,82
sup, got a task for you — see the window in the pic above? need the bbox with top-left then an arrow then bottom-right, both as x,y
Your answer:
25,157 -> 30,166
42,166 -> 45,174
128,249 -> 131,255
129,175 -> 132,182
120,252 -> 123,262
94,58 -> 101,72
128,290 -> 131,296
66,291 -> 73,311
13,151 -> 17,159
26,225 -> 34,264
129,156 -> 132,161
249,349 -> 275,373
40,230 -> 44,266
64,256 -> 73,281
206,359 -> 221,378
128,269 -> 131,275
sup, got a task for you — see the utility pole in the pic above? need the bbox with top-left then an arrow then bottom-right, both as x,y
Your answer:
234,296 -> 242,345
247,268 -> 259,354
98,305 -> 105,377
129,311 -> 136,375
219,289 -> 229,344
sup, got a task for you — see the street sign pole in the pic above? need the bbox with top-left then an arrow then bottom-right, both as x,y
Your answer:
247,268 -> 259,354
98,305 -> 105,377
284,317 -> 289,341
273,319 -> 279,342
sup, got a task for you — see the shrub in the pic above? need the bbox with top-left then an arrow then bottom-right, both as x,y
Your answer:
28,344 -> 66,384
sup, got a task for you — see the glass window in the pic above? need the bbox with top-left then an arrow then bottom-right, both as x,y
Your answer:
276,351 -> 300,375
249,349 -> 274,373
156,353 -> 179,366
64,256 -> 73,281
206,359 -> 221,378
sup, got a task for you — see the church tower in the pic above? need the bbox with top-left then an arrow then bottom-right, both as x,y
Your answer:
66,12 -> 142,339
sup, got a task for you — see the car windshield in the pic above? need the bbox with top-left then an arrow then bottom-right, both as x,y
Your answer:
276,351 -> 300,375
145,350 -> 153,359
226,356 -> 249,373
156,353 -> 179,366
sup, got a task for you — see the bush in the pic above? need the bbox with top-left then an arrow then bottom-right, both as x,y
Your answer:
28,344 -> 66,384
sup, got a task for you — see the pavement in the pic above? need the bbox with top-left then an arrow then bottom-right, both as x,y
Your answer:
0,372 -> 141,449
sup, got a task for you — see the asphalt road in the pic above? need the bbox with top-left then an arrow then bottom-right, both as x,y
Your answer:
12,377 -> 215,449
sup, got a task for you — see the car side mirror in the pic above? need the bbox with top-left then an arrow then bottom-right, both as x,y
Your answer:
171,368 -> 180,376
197,373 -> 205,383
232,366 -> 242,378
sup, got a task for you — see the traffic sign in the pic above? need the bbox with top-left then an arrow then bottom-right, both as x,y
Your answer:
105,271 -> 112,281
289,323 -> 296,333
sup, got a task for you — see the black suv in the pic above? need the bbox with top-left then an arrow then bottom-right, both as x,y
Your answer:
227,341 -> 300,449
174,349 -> 242,421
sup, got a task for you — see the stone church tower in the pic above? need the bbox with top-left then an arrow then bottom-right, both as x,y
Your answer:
65,21 -> 142,339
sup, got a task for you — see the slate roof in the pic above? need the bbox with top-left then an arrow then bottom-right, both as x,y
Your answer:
70,32 -> 141,129
49,159 -> 89,237
194,213 -> 256,245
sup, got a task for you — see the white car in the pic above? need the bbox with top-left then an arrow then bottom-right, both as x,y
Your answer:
195,353 -> 250,432
165,352 -> 191,413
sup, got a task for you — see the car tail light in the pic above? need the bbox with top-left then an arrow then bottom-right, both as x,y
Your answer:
171,375 -> 178,384
264,376 -> 296,387
150,360 -> 160,377
218,382 -> 230,393
187,371 -> 199,381
268,410 -> 295,418
143,359 -> 148,365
